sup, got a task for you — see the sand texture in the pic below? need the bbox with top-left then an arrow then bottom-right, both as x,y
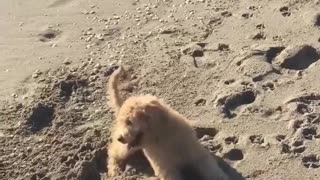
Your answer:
1,0 -> 320,179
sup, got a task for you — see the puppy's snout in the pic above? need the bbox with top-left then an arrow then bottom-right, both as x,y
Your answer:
117,136 -> 126,144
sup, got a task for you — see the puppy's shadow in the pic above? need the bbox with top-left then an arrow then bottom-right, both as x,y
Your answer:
215,155 -> 246,180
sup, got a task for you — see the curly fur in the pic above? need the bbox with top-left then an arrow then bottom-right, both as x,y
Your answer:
107,66 -> 228,180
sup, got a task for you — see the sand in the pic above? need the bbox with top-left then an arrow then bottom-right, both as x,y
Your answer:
1,0 -> 320,179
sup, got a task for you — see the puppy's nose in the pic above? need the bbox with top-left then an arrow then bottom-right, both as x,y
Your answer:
117,136 -> 126,144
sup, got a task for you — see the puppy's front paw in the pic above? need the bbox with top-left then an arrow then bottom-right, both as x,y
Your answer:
107,164 -> 122,177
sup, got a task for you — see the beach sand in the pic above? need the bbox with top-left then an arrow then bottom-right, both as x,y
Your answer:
1,0 -> 320,179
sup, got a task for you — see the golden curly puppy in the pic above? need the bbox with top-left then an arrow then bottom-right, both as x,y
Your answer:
107,66 -> 141,177
107,66 -> 228,180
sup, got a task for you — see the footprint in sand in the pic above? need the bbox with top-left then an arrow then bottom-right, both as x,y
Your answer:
234,45 -> 285,81
249,135 -> 264,144
199,136 -> 223,154
300,126 -> 318,140
224,136 -> 239,145
181,42 -> 207,68
279,136 -> 306,154
288,119 -> 319,140
286,93 -> 320,125
194,126 -> 218,139
181,42 -> 229,68
290,139 -> 306,153
274,45 -> 320,70
195,127 -> 222,153
224,79 -> 236,85
216,89 -> 257,119
261,81 -> 275,91
285,94 -> 320,141
302,154 -> 320,168
279,6 -> 291,17
194,98 -> 206,106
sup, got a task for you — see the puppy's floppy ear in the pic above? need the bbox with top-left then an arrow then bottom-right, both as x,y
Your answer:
144,100 -> 167,121
144,100 -> 161,113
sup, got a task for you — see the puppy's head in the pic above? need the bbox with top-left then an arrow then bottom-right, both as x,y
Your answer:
115,96 -> 163,148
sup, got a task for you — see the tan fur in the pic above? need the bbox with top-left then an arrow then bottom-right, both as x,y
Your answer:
107,67 -> 228,180
107,66 -> 140,177
107,66 -> 124,114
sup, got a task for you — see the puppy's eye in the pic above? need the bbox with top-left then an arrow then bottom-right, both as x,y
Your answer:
125,120 -> 132,126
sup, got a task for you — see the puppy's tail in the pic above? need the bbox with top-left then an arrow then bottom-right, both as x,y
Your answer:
108,66 -> 124,113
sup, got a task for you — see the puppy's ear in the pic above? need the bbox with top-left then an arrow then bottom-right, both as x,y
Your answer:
144,101 -> 167,121
144,101 -> 161,114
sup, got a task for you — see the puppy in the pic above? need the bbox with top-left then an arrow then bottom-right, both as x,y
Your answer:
107,66 -> 228,180
107,66 -> 141,177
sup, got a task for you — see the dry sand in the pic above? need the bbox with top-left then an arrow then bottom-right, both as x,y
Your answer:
1,0 -> 320,179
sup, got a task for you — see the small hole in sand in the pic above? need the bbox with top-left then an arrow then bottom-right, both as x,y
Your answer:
224,79 -> 235,85
195,127 -> 218,139
221,90 -> 256,118
58,75 -> 87,101
192,50 -> 204,57
223,149 -> 244,161
292,140 -> 303,147
266,47 -> 285,63
296,103 -> 310,114
194,98 -> 206,106
275,135 -> 286,142
225,91 -> 256,110
302,127 -> 317,140
25,102 -> 55,133
39,29 -> 61,42
280,45 -> 320,70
